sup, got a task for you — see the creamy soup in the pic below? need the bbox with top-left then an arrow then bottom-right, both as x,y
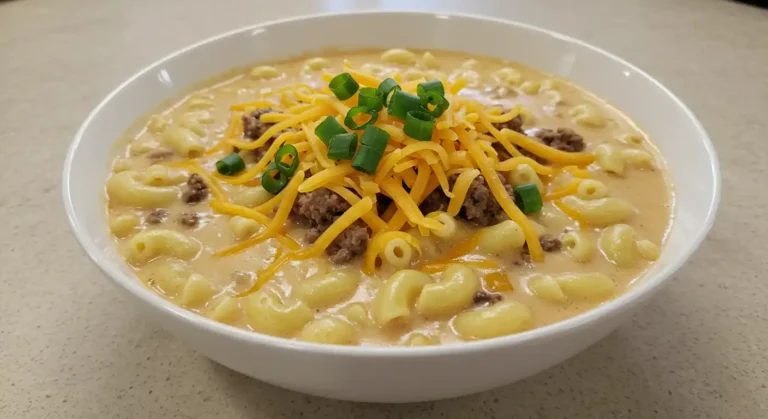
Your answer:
105,49 -> 673,346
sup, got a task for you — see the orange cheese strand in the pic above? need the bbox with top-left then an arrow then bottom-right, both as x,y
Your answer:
214,171 -> 305,257
220,131 -> 297,185
229,105 -> 331,150
420,259 -> 500,274
544,180 -> 582,201
553,199 -> 590,229
564,165 -> 593,179
447,168 -> 480,216
483,272 -> 514,292
457,129 -> 544,261
208,200 -> 300,251
299,164 -> 354,193
247,197 -> 374,292
502,128 -> 596,166
205,113 -> 243,155
174,161 -> 226,201
329,186 -> 387,233
497,156 -> 554,176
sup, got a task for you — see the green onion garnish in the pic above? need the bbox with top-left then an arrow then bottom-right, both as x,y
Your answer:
328,73 -> 359,101
314,116 -> 347,146
419,90 -> 450,118
358,87 -> 384,111
387,90 -> 422,119
359,125 -> 391,153
377,78 -> 401,106
351,144 -> 384,174
274,144 -> 299,177
344,106 -> 378,130
513,183 -> 543,214
327,133 -> 358,160
416,80 -> 445,97
261,162 -> 289,194
403,111 -> 436,141
215,152 -> 246,176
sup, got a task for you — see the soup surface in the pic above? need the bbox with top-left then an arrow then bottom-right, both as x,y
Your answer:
105,49 -> 674,346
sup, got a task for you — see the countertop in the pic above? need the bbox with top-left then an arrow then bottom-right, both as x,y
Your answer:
1,0 -> 766,418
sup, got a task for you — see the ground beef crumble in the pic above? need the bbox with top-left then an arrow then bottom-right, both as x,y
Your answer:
145,209 -> 167,224
535,127 -> 585,152
242,108 -> 294,161
473,291 -> 503,306
292,188 -> 369,264
419,174 -> 515,227
182,173 -> 209,204
491,114 -> 548,164
178,212 -> 199,228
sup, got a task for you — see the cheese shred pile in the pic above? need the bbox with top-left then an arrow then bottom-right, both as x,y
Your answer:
189,64 -> 597,290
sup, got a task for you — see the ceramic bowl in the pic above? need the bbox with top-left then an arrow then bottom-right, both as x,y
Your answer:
62,11 -> 719,402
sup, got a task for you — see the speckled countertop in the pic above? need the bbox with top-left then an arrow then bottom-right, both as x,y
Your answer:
1,0 -> 766,417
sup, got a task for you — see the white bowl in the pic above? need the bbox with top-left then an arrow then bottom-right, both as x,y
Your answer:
62,11 -> 719,402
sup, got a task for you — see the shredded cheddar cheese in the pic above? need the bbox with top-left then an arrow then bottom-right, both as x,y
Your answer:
447,169 -> 480,216
177,62 -> 601,287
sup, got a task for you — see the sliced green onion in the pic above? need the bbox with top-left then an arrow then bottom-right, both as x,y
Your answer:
513,183 -> 543,214
352,144 -> 384,174
377,78 -> 401,106
403,111 -> 436,141
215,152 -> 246,176
328,73 -> 359,100
261,162 -> 289,194
274,144 -> 299,177
416,80 -> 445,97
358,87 -> 384,111
344,106 -> 378,130
387,90 -> 421,119
359,125 -> 391,153
315,116 -> 347,146
419,90 -> 450,118
327,133 -> 358,160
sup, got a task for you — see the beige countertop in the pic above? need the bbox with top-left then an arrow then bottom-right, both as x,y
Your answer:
1,0 -> 766,417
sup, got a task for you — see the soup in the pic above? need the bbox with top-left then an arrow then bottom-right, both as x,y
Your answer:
104,49 -> 673,346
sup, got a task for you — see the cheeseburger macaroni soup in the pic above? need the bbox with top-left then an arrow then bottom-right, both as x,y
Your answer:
105,49 -> 674,346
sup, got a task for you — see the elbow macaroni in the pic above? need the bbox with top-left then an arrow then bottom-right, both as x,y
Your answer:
570,104 -> 607,128
162,126 -> 205,158
381,48 -> 416,65
245,290 -> 313,337
561,230 -> 597,262
292,269 -> 360,309
560,196 -> 635,227
427,211 -> 458,239
141,165 -> 187,186
229,216 -> 262,240
298,316 -> 358,345
373,270 -> 431,327
250,66 -> 281,79
230,186 -> 274,208
453,300 -> 532,340
180,274 -> 218,308
599,224 -> 640,268
109,213 -> 140,238
576,179 -> 609,200
106,171 -> 179,208
382,238 -> 414,269
477,220 -> 526,254
529,273 -> 615,302
416,264 -> 480,318
127,229 -> 202,266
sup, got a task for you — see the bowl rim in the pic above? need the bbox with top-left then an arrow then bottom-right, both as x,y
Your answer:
62,9 -> 721,357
